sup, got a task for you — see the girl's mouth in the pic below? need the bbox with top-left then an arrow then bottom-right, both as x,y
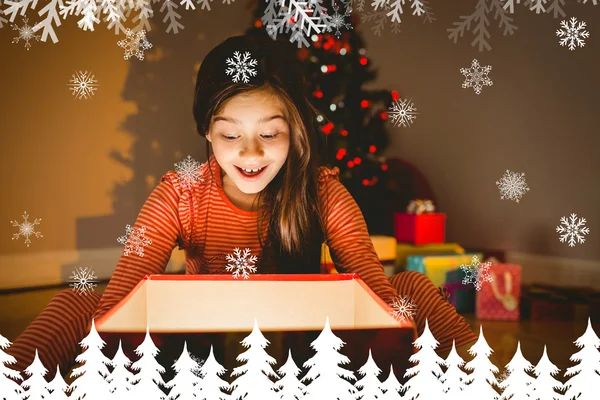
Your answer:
235,165 -> 268,181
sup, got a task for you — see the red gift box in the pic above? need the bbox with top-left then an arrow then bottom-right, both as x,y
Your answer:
394,213 -> 446,245
476,264 -> 522,321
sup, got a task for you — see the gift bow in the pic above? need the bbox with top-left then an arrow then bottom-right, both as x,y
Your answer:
406,199 -> 436,215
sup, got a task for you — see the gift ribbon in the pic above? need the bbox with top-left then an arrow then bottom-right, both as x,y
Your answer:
406,199 -> 436,215
490,271 -> 518,311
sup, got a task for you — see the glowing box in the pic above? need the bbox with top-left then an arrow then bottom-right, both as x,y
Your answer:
96,274 -> 417,382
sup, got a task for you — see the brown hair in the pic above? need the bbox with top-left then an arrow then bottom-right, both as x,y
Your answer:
192,34 -> 328,273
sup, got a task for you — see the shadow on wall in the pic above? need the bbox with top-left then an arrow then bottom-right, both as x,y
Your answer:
67,24 -> 210,271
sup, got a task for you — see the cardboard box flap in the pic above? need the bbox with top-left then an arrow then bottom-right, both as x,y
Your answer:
96,274 -> 412,333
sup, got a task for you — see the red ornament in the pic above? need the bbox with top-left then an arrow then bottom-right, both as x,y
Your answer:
360,100 -> 369,108
321,122 -> 334,134
369,145 -> 377,153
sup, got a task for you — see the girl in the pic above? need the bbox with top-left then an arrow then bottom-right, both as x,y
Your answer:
7,34 -> 477,379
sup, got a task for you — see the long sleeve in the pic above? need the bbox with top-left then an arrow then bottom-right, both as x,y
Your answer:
319,169 -> 477,353
320,175 -> 399,305
92,172 -> 187,323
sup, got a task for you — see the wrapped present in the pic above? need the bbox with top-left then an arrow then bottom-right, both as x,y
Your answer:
476,264 -> 522,321
321,235 -> 397,276
394,213 -> 446,245
406,253 -> 483,288
443,268 -> 475,313
96,274 -> 416,382
521,284 -> 597,322
396,243 -> 465,271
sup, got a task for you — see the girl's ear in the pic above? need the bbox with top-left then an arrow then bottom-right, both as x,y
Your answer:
205,132 -> 212,142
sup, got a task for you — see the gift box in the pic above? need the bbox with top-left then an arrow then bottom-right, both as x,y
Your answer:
321,235 -> 397,276
406,253 -> 483,288
443,268 -> 475,313
394,213 -> 446,245
476,264 -> 522,321
395,243 -> 465,271
96,274 -> 416,384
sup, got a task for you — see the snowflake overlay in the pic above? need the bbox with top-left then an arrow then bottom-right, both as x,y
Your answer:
117,29 -> 152,61
263,0 -> 331,48
460,59 -> 493,95
10,211 -> 43,247
389,295 -> 418,323
556,17 -> 590,51
117,224 -> 152,257
496,169 -> 530,203
225,51 -> 258,83
330,0 -> 354,38
388,98 -> 418,128
12,17 -> 41,50
556,213 -> 590,247
460,256 -> 493,291
69,266 -> 99,296
225,247 -> 258,279
67,70 -> 99,100
174,155 -> 204,188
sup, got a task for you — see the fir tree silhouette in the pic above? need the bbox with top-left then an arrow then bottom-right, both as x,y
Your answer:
196,345 -> 230,400
530,345 -> 565,400
45,365 -> 69,400
165,341 -> 202,400
379,365 -> 402,400
498,341 -> 534,400
441,340 -> 469,399
68,319 -> 113,400
230,319 -> 279,400
563,317 -> 600,400
0,333 -> 23,399
354,349 -> 384,399
274,349 -> 306,399
462,326 -> 500,400
402,319 -> 446,400
20,349 -> 49,399
301,317 -> 357,400
107,339 -> 135,398
129,326 -> 167,399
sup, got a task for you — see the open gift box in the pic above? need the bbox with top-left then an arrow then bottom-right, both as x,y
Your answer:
96,274 -> 417,384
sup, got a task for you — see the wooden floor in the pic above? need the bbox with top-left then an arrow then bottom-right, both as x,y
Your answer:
1,284 -> 595,384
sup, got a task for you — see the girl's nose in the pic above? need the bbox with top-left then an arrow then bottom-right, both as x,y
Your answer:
240,137 -> 264,158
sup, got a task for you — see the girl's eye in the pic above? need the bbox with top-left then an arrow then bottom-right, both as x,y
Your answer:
221,133 -> 280,140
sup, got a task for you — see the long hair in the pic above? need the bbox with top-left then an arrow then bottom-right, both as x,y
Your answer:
192,35 -> 328,274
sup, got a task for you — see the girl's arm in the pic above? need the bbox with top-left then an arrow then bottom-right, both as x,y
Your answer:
321,175 -> 477,354
91,172 -> 187,324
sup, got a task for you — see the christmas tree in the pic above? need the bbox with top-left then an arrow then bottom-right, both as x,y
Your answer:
245,0 -> 401,234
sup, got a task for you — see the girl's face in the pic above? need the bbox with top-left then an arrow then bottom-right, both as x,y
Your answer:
206,91 -> 291,195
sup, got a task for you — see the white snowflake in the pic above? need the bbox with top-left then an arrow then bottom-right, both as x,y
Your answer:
459,256 -> 493,291
388,98 -> 418,128
12,17 -> 41,51
225,51 -> 258,83
496,169 -> 530,203
117,29 -> 153,61
556,213 -> 590,247
264,0 -> 331,48
389,295 -> 418,323
556,17 -> 590,51
174,155 -> 204,188
460,59 -> 493,95
67,70 -> 99,100
11,211 -> 43,247
69,266 -> 99,296
117,224 -> 152,257
329,0 -> 353,38
225,247 -> 258,279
